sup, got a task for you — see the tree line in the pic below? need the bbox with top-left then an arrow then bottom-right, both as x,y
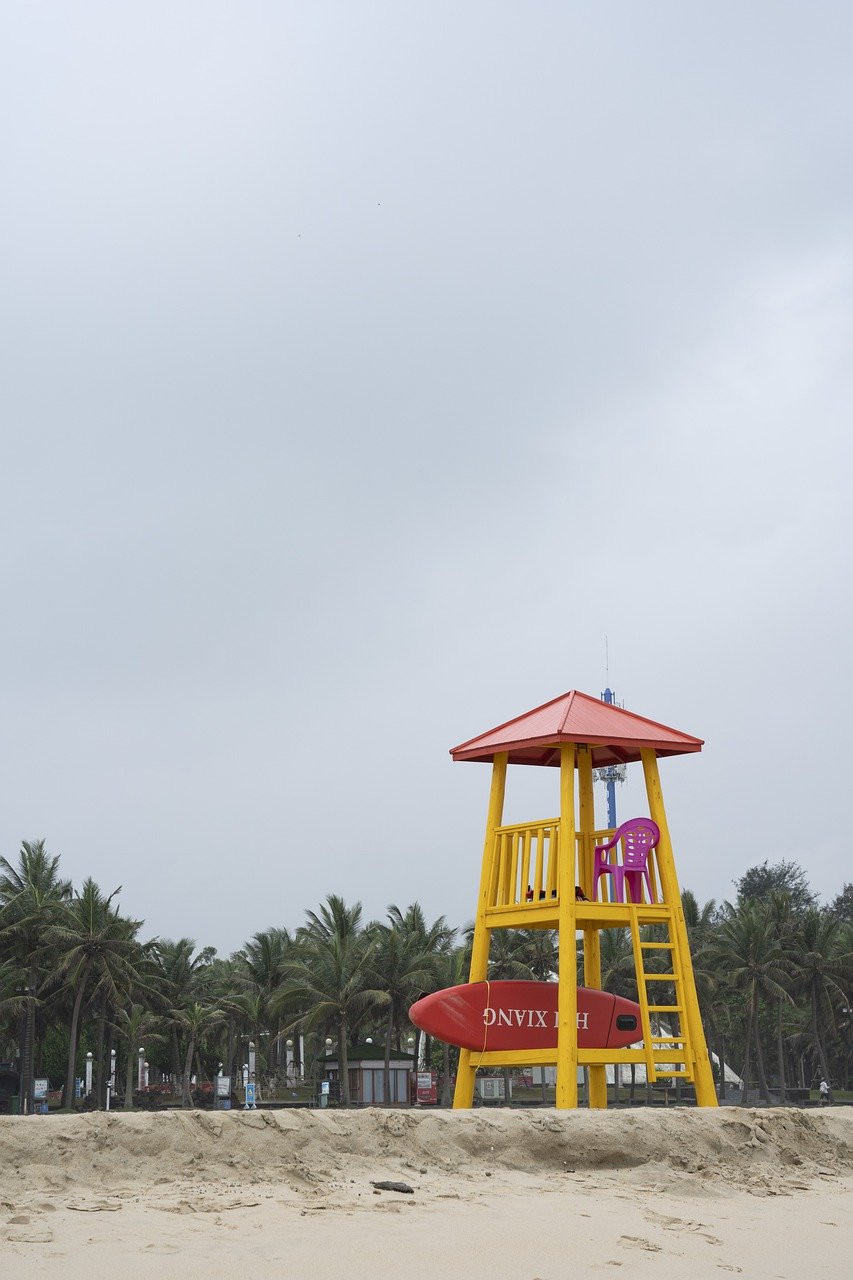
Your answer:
1,841 -> 850,1111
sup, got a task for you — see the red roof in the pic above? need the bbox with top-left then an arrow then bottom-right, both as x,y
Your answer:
450,690 -> 703,768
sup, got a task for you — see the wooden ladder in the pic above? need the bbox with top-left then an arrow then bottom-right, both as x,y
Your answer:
628,903 -> 694,1086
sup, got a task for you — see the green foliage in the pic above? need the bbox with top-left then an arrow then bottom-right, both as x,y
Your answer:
733,860 -> 816,914
2,840 -> 851,1110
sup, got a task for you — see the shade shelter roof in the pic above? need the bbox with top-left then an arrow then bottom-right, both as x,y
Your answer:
450,690 -> 703,768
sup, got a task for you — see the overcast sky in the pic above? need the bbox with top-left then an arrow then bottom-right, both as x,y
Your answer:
2,3 -> 851,955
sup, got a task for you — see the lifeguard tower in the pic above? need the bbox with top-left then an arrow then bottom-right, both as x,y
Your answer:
450,689 -> 717,1110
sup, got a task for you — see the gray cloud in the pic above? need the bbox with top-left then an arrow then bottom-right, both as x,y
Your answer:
2,3 -> 851,950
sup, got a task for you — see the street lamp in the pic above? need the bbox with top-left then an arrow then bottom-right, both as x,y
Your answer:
85,1051 -> 93,1098
138,1047 -> 145,1092
106,1049 -> 116,1110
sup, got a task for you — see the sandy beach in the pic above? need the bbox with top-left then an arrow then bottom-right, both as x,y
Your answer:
1,1107 -> 851,1278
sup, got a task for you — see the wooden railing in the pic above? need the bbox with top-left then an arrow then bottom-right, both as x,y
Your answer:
486,820 -> 664,910
488,818 -> 560,908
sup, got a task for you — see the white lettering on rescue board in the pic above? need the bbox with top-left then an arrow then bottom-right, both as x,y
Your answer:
483,1008 -> 590,1030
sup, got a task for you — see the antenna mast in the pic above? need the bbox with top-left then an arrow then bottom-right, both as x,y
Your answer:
594,640 -> 626,828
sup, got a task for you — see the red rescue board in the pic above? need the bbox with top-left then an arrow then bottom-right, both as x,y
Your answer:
409,982 -> 642,1053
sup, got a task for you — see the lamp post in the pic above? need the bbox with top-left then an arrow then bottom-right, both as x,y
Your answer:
285,1038 -> 294,1085
106,1049 -> 116,1110
138,1047 -> 145,1092
143,1061 -> 149,1089
85,1051 -> 93,1098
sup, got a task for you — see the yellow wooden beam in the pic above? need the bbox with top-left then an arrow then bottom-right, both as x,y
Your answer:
485,905 -> 559,929
556,743 -> 578,1108
577,745 -> 607,1109
453,753 -> 507,1110
474,1048 -> 665,1068
474,1049 -> 558,1068
641,748 -> 718,1108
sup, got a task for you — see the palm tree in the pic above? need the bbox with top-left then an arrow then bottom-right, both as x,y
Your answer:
682,890 -> 729,1098
432,947 -> 467,1104
274,896 -> 385,1104
789,908 -> 851,1083
237,928 -> 294,1078
386,902 -> 454,1072
177,1002 -> 224,1107
0,841 -> 71,1111
48,878 -> 145,1108
372,916 -> 435,1103
153,938 -> 211,1085
113,1002 -> 163,1108
707,901 -> 790,1104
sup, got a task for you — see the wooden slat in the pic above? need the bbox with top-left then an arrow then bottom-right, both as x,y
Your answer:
519,829 -> 531,903
533,828 -> 545,899
508,832 -> 520,906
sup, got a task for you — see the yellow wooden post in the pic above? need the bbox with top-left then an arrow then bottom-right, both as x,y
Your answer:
453,752 -> 508,1109
555,744 -> 578,1109
640,749 -> 718,1108
578,746 -> 607,1109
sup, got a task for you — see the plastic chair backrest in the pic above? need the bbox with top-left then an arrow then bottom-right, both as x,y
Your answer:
617,818 -> 660,869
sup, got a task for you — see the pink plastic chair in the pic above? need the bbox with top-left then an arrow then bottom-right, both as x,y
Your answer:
592,818 -> 660,903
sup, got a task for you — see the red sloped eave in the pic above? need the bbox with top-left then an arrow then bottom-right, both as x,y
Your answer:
449,690 -> 703,766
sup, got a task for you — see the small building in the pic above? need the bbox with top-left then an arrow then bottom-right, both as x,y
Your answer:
324,1045 -> 415,1106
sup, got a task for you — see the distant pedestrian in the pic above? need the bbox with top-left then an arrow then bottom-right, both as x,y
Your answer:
819,1078 -> 831,1105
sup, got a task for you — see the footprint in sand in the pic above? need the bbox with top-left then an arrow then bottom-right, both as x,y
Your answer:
5,1223 -> 54,1244
618,1236 -> 663,1253
644,1211 -> 722,1245
66,1200 -> 122,1213
143,1243 -> 179,1254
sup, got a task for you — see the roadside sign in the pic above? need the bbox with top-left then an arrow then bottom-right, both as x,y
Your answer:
33,1079 -> 49,1100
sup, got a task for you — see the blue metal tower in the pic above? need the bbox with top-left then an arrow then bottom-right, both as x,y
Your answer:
595,686 -> 626,828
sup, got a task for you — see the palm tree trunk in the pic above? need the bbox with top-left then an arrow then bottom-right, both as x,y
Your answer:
170,1025 -> 182,1086
810,988 -> 831,1080
384,1005 -> 394,1105
124,1042 -> 138,1110
739,995 -> 754,1106
64,965 -> 90,1110
776,1001 -> 787,1104
338,1023 -> 350,1105
95,1000 -> 106,1106
754,1003 -> 770,1102
22,961 -> 38,1113
441,1042 -> 451,1106
182,1037 -> 196,1108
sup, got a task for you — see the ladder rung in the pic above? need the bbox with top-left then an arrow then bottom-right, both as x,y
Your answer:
642,973 -> 676,981
650,1037 -> 686,1044
640,941 -> 674,948
648,1005 -> 681,1013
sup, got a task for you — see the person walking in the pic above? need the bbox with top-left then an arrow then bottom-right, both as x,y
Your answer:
819,1078 -> 831,1106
